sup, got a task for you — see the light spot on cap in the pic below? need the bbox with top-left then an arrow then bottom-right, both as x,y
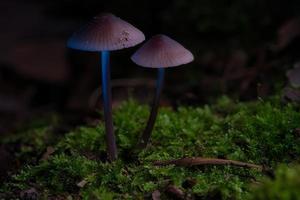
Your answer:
67,13 -> 145,51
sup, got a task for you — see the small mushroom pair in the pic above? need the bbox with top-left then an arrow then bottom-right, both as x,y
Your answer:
67,13 -> 193,161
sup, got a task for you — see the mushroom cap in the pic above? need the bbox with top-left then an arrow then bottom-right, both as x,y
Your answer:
131,34 -> 194,68
67,13 -> 145,51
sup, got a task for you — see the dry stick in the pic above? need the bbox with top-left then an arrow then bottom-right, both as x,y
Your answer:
153,157 -> 263,170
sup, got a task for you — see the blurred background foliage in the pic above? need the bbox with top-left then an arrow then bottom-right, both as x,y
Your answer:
1,0 -> 300,130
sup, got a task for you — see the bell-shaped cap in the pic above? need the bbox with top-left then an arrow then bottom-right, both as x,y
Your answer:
67,13 -> 145,51
131,34 -> 194,68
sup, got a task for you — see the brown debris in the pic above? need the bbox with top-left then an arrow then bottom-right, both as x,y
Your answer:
77,179 -> 88,188
165,185 -> 185,200
153,157 -> 263,170
282,87 -> 300,103
40,146 -> 55,161
151,190 -> 161,200
182,178 -> 197,189
20,188 -> 38,200
286,66 -> 300,88
293,128 -> 300,138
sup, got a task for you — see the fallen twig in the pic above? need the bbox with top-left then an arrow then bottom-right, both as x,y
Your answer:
153,157 -> 263,170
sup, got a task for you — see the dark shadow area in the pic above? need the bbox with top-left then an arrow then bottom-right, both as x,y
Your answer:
0,0 -> 300,136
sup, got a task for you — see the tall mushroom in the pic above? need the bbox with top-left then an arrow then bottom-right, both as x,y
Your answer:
67,13 -> 145,161
131,34 -> 194,149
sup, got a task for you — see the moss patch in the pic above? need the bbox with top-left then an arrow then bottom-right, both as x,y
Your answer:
248,165 -> 300,200
1,97 -> 300,199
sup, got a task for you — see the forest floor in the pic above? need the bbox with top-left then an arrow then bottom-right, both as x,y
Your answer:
1,96 -> 300,199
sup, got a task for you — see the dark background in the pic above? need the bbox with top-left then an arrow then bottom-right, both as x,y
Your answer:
1,0 -> 300,132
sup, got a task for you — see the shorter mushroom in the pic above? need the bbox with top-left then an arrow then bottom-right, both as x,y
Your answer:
131,34 -> 194,149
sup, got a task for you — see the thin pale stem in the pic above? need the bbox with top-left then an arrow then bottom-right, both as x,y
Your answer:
101,51 -> 117,161
137,67 -> 165,149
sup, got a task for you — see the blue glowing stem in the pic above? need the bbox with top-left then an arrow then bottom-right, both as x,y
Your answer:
101,51 -> 117,161
138,67 -> 165,149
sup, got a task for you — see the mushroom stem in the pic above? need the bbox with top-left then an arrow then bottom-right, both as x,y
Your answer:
101,51 -> 117,161
137,67 -> 165,149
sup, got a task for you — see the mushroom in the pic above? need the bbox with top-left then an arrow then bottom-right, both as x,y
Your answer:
131,34 -> 194,149
67,13 -> 145,161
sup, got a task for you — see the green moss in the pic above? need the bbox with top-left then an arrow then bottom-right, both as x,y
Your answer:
1,97 -> 300,199
248,165 -> 300,200
0,114 -> 61,164
12,154 -> 98,192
